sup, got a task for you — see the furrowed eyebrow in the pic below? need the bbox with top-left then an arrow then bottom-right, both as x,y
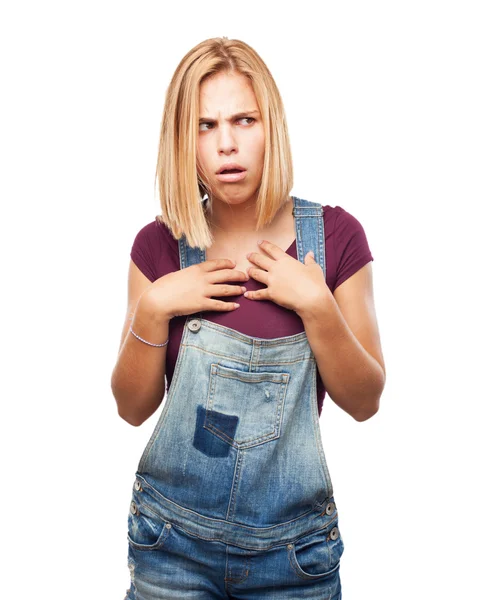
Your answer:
198,110 -> 260,124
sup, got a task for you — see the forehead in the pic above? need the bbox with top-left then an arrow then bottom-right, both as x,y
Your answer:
199,71 -> 258,115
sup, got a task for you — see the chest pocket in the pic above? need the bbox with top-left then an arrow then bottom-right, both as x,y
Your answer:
204,363 -> 290,449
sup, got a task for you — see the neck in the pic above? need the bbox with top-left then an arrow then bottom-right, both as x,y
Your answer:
205,194 -> 292,237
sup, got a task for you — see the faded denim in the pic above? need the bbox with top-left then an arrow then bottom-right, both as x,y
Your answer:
125,197 -> 344,599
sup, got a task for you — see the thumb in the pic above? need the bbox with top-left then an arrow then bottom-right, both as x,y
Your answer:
304,250 -> 316,264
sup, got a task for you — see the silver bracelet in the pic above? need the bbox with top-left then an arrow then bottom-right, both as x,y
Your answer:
129,325 -> 169,348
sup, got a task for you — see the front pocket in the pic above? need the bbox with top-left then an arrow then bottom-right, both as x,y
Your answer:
288,521 -> 345,580
204,363 -> 290,449
127,501 -> 171,551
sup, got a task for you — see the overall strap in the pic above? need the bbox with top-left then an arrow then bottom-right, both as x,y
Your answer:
178,234 -> 205,269
178,220 -> 207,322
292,196 -> 326,279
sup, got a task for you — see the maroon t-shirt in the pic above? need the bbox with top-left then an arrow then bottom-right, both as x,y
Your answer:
130,205 -> 373,418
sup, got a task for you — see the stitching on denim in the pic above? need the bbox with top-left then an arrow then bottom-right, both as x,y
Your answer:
136,475 -> 327,533
214,368 -> 288,384
182,343 -> 314,366
204,370 -> 290,447
224,554 -> 251,584
226,448 -> 244,521
195,318 -> 309,346
288,548 -> 341,581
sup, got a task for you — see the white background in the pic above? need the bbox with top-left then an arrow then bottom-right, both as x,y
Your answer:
1,1 -> 478,598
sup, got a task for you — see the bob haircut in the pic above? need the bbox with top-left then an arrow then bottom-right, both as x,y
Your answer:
155,36 -> 294,250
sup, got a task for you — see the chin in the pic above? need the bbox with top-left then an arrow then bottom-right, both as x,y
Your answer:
212,188 -> 257,205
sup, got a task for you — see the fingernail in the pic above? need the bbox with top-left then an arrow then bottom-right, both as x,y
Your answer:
257,240 -> 263,245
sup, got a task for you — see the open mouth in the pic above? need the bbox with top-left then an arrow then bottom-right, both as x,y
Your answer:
216,170 -> 247,182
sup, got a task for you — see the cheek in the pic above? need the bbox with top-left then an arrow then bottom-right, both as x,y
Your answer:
252,130 -> 265,162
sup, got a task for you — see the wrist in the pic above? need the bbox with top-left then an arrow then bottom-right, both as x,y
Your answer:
296,286 -> 335,323
135,292 -> 172,326
129,296 -> 170,349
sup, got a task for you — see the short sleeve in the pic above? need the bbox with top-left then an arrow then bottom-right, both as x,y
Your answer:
130,221 -> 159,282
333,207 -> 374,291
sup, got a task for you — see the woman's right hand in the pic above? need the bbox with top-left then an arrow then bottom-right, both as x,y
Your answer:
139,259 -> 249,320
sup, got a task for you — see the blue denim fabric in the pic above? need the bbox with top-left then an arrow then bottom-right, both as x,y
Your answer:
125,197 -> 344,599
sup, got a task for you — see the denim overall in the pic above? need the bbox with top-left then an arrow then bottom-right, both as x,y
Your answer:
125,197 -> 344,599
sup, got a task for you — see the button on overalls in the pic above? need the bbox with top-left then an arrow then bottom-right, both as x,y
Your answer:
125,197 -> 344,600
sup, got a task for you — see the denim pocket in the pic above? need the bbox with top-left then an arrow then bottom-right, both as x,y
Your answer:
205,363 -> 290,449
287,519 -> 345,580
127,500 -> 172,551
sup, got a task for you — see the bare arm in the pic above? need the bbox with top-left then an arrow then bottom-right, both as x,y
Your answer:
111,260 -> 170,426
298,262 -> 386,422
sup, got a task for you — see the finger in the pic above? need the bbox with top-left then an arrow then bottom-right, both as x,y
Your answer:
247,251 -> 273,270
205,298 -> 240,311
206,283 -> 247,297
202,258 -> 237,272
247,267 -> 269,285
244,288 -> 268,301
256,240 -> 284,259
208,269 -> 249,283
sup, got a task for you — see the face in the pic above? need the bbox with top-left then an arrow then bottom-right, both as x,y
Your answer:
196,71 -> 265,208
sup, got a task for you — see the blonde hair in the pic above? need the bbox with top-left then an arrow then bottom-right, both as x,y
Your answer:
155,37 -> 294,249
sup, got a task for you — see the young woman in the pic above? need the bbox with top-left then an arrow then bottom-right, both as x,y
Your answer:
111,36 -> 386,599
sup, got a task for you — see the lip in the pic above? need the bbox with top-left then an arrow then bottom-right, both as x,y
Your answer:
216,162 -> 246,174
216,171 -> 247,183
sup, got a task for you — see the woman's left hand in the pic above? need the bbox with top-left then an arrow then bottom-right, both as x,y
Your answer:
244,240 -> 329,315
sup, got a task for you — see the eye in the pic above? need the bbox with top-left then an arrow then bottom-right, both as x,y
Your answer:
199,117 -> 256,131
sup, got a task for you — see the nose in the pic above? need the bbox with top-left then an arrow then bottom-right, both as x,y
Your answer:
217,125 -> 237,155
